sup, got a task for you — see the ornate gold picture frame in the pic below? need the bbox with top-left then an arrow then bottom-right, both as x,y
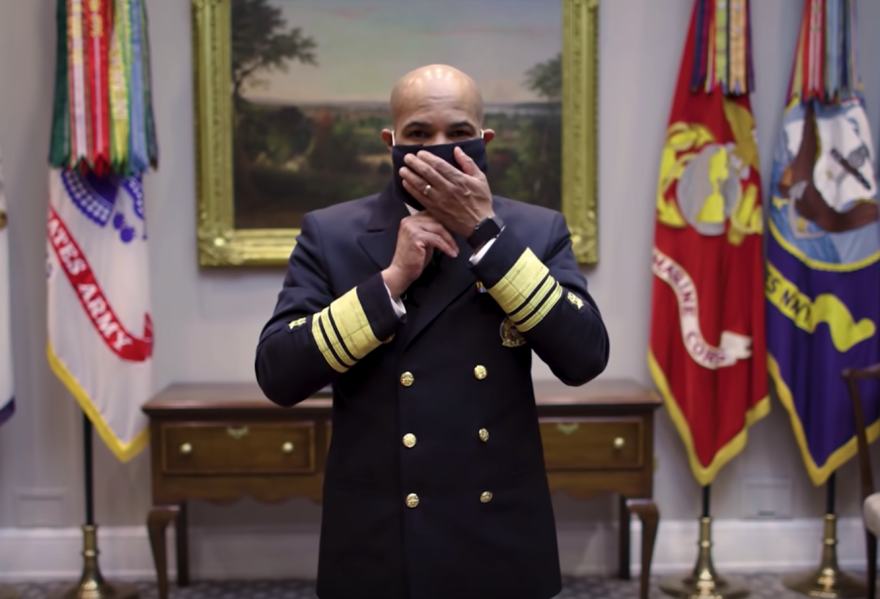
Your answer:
192,0 -> 599,267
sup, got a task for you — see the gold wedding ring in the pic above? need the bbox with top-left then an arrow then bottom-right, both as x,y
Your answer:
423,184 -> 431,196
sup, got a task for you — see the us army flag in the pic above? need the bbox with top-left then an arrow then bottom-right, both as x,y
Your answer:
0,153 -> 14,425
767,0 -> 880,486
47,168 -> 152,461
648,0 -> 768,486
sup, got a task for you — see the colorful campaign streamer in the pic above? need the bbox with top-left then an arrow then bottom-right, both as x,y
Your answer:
689,0 -> 755,96
49,0 -> 157,176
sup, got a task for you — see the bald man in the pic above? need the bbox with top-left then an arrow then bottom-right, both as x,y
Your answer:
256,65 -> 609,599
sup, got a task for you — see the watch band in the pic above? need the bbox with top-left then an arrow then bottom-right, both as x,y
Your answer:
467,215 -> 503,249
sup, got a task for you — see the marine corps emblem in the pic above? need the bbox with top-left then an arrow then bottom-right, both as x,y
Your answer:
499,317 -> 526,348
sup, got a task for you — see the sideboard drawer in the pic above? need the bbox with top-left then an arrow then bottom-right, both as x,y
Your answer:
161,422 -> 316,475
540,419 -> 642,470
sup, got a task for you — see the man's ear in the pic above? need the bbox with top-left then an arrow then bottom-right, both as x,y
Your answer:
482,129 -> 496,145
381,129 -> 394,149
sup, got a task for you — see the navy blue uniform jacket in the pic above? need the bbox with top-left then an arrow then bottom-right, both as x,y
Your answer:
255,185 -> 609,599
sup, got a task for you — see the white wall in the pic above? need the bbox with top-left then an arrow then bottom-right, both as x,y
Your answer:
1,0 -> 880,578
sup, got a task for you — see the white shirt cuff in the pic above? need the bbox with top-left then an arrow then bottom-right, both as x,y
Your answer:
385,283 -> 406,317
469,233 -> 501,265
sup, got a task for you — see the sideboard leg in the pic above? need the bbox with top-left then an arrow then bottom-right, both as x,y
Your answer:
627,498 -> 659,599
147,504 -> 180,599
176,501 -> 190,586
618,494 -> 631,580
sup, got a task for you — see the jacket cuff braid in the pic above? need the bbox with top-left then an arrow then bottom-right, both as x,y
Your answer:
470,229 -> 563,333
309,272 -> 402,373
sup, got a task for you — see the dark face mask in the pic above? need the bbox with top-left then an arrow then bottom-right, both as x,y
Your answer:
391,136 -> 489,211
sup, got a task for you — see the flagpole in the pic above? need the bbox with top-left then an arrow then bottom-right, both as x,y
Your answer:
48,413 -> 139,599
783,473 -> 866,598
659,485 -> 750,599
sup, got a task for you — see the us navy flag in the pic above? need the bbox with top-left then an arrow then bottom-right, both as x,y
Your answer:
766,0 -> 880,485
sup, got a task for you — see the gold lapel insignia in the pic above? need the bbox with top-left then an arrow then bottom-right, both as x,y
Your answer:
288,317 -> 307,330
566,291 -> 584,310
499,317 -> 526,348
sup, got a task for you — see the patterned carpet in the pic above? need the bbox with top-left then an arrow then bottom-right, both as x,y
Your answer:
7,573 -> 845,599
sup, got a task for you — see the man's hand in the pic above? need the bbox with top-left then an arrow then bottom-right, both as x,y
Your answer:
399,147 -> 494,237
382,213 -> 459,300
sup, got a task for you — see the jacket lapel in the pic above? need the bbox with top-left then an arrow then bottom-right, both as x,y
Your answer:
358,186 -> 494,350
357,185 -> 408,271
399,233 -> 476,350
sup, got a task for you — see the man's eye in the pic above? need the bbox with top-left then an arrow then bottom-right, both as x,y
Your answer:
451,130 -> 470,137
409,131 -> 427,138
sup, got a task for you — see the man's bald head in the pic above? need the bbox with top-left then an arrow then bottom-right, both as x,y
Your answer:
382,64 -> 492,148
391,64 -> 484,125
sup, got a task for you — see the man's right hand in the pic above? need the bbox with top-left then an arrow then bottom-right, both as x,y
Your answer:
382,213 -> 459,300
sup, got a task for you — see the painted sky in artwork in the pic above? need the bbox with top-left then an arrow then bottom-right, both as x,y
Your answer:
241,0 -> 562,105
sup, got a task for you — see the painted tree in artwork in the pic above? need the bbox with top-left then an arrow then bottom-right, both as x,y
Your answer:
520,53 -> 562,208
525,53 -> 561,102
231,0 -> 317,210
231,0 -> 317,100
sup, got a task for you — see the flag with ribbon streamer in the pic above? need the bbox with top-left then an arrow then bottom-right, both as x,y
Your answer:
649,0 -> 768,486
767,0 -> 880,486
49,0 -> 157,178
0,151 -> 15,426
47,0 -> 157,461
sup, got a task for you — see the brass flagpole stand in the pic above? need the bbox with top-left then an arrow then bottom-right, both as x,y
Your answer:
783,473 -> 865,598
49,414 -> 138,599
660,485 -> 750,599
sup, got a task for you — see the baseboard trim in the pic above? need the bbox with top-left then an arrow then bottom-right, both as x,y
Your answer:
0,517 -> 869,582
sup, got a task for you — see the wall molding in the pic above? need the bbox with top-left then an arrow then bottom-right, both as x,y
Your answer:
0,518 -> 869,582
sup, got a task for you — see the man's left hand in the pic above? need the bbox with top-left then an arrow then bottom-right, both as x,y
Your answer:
400,147 -> 494,238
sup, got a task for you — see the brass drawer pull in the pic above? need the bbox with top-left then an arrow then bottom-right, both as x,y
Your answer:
180,443 -> 193,455
227,426 -> 249,439
613,437 -> 625,449
556,423 -> 580,435
282,442 -> 294,454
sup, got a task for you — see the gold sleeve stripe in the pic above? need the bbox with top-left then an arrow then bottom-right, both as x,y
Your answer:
310,287 -> 383,373
326,305 -> 358,364
312,315 -> 348,373
516,282 -> 562,332
318,308 -> 356,369
509,273 -> 554,320
487,248 -> 563,333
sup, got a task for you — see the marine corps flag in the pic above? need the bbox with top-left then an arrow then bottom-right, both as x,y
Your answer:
0,152 -> 14,425
767,0 -> 880,486
649,0 -> 768,486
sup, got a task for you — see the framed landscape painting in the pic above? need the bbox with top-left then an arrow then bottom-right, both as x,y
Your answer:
192,0 -> 599,267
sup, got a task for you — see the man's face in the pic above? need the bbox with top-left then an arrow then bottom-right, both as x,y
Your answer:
393,97 -> 481,146
381,80 -> 493,147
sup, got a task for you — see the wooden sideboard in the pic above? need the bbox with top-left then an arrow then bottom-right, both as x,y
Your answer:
143,379 -> 661,599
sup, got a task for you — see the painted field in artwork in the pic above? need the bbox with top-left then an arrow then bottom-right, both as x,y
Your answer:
232,0 -> 562,229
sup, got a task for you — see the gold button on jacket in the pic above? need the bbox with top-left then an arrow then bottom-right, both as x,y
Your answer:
402,433 -> 417,448
473,365 -> 487,380
399,371 -> 414,387
478,428 -> 489,442
480,491 -> 493,504
406,493 -> 420,508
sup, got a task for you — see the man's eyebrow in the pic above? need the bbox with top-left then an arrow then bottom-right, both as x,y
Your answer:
448,120 -> 476,129
402,120 -> 431,129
